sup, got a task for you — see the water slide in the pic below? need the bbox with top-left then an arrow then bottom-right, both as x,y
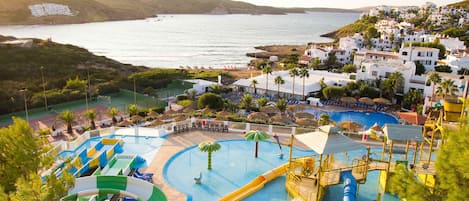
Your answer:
340,171 -> 358,201
98,154 -> 136,176
60,175 -> 167,201
219,161 -> 304,201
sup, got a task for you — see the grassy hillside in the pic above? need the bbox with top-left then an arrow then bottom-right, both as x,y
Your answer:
321,15 -> 378,39
0,0 -> 306,25
447,0 -> 469,9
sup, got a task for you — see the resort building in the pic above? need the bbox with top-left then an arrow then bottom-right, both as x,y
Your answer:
233,69 -> 352,100
353,50 -> 399,66
439,37 -> 467,55
438,54 -> 469,74
356,59 -> 425,93
304,46 -> 328,63
399,46 -> 440,71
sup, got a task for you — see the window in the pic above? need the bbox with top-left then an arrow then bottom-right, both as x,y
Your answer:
385,72 -> 391,78
427,52 -> 433,57
361,66 -> 366,72
372,71 -> 378,76
417,52 -> 422,56
402,51 -> 408,56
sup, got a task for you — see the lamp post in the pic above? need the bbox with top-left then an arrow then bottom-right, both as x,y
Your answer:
20,88 -> 29,122
133,78 -> 137,105
40,66 -> 48,111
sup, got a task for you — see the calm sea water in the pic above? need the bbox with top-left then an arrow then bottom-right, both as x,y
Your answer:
0,12 -> 359,68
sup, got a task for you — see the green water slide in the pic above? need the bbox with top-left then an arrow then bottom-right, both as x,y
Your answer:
61,175 -> 167,201
99,155 -> 135,176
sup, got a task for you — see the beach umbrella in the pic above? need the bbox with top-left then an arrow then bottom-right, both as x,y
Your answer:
295,118 -> 318,127
201,107 -> 215,114
149,119 -> 164,126
340,96 -> 357,103
270,115 -> 292,125
358,97 -> 374,105
244,130 -> 270,158
117,119 -> 132,127
260,105 -> 280,114
373,98 -> 391,105
288,104 -> 307,112
216,111 -> 232,120
131,115 -> 144,122
294,112 -> 315,119
370,122 -> 383,132
174,115 -> 187,122
340,121 -> 363,132
247,112 -> 270,122
147,111 -> 159,118
183,107 -> 195,113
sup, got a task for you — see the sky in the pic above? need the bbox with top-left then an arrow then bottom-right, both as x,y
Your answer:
234,0 -> 462,9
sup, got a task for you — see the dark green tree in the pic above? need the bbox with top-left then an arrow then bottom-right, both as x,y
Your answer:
239,94 -> 254,112
197,93 -> 224,110
414,61 -> 426,75
341,64 -> 357,73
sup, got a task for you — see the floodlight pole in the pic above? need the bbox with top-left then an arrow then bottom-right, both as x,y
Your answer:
20,88 -> 29,122
40,66 -> 48,111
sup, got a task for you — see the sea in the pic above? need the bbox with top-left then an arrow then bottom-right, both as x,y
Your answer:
0,12 -> 359,68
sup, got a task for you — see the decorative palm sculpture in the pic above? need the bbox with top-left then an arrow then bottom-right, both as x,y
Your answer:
198,141 -> 221,170
244,130 -> 270,158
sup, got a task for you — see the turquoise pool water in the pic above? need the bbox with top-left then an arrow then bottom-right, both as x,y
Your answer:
164,140 -> 417,201
305,109 -> 399,129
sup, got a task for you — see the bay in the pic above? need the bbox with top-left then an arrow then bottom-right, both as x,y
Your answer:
0,12 -> 359,68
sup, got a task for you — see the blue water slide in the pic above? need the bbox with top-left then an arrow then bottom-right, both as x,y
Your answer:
340,171 -> 357,201
98,151 -> 108,168
78,149 -> 89,164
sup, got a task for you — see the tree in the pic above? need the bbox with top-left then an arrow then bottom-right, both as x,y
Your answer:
318,113 -> 331,126
262,65 -> 273,96
389,165 -> 437,201
84,109 -> 97,130
108,107 -> 118,124
322,86 -> 345,99
184,89 -> 197,101
58,110 -> 74,134
299,67 -> 310,100
436,79 -> 458,100
250,79 -> 259,94
434,65 -> 453,73
276,98 -> 287,113
415,61 -> 426,75
382,71 -> 404,99
341,64 -> 357,73
403,89 -> 423,110
0,118 -> 75,199
274,76 -> 285,98
311,58 -> 321,70
127,104 -> 138,117
239,94 -> 254,112
197,93 -> 224,110
244,130 -> 270,158
63,76 -> 86,91
257,98 -> 268,108
198,141 -> 221,170
426,72 -> 441,106
325,52 -> 338,68
365,26 -> 379,39
289,68 -> 299,100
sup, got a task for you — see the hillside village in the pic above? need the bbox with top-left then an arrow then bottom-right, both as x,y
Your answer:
236,1 -> 469,113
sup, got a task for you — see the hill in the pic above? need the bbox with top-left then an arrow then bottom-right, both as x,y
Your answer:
0,0 -> 305,25
447,0 -> 469,9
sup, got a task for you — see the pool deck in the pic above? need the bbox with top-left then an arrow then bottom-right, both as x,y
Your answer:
145,130 -> 304,201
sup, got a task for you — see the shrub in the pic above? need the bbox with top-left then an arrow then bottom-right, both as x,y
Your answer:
197,92 -> 224,110
177,100 -> 193,108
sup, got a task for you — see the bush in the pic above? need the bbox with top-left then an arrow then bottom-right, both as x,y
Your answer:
176,95 -> 188,101
322,86 -> 345,99
177,99 -> 193,108
435,65 -> 452,73
197,92 -> 224,110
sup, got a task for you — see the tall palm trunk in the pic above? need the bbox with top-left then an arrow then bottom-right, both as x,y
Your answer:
208,152 -> 212,169
430,84 -> 435,107
292,77 -> 295,100
90,120 -> 96,130
265,75 -> 269,96
302,77 -> 306,101
278,85 -> 280,98
67,123 -> 72,134
255,141 -> 259,158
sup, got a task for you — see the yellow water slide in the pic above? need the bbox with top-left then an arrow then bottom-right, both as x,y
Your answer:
219,160 -> 304,201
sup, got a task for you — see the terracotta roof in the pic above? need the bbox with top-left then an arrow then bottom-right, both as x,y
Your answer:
397,112 -> 426,125
299,55 -> 312,61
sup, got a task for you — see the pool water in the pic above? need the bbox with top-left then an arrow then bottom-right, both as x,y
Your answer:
305,109 -> 399,129
164,140 -> 419,201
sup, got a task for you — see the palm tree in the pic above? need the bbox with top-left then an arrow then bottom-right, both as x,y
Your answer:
240,94 -> 254,112
244,130 -> 270,158
318,113 -> 331,126
128,104 -> 138,117
299,67 -> 310,100
198,141 -> 221,170
108,107 -> 118,124
276,98 -> 287,113
262,65 -> 273,96
58,110 -> 74,134
389,71 -> 404,94
436,79 -> 458,100
289,68 -> 299,100
257,97 -> 268,108
250,79 -> 259,94
84,109 -> 97,129
274,76 -> 285,98
426,72 -> 441,105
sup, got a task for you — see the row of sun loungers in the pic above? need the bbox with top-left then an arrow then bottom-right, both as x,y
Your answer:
321,100 -> 388,111
192,122 -> 229,133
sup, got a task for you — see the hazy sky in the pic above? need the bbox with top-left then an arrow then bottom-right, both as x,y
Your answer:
235,0 -> 462,9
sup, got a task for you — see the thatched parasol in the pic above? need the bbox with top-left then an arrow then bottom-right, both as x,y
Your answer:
270,115 -> 293,125
340,96 -> 357,103
358,97 -> 374,105
370,123 -> 383,132
247,112 -> 270,122
340,121 -> 363,132
201,107 -> 215,114
183,107 -> 195,113
288,104 -> 307,112
147,111 -> 159,118
295,118 -> 318,127
117,120 -> 132,127
373,98 -> 391,105
294,112 -> 315,119
260,106 -> 280,114
149,119 -> 165,126
174,115 -> 187,122
130,115 -> 144,122
216,111 -> 232,120
164,109 -> 177,115
158,114 -> 172,120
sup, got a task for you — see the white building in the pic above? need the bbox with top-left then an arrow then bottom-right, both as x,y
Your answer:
233,70 -> 352,100
423,72 -> 469,108
399,46 -> 439,71
439,38 -> 467,55
304,46 -> 329,63
356,59 -> 425,93
439,54 -> 469,74
353,50 -> 400,66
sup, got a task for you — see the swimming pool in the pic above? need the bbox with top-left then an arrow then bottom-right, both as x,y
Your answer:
164,140 -> 416,201
305,109 -> 399,129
